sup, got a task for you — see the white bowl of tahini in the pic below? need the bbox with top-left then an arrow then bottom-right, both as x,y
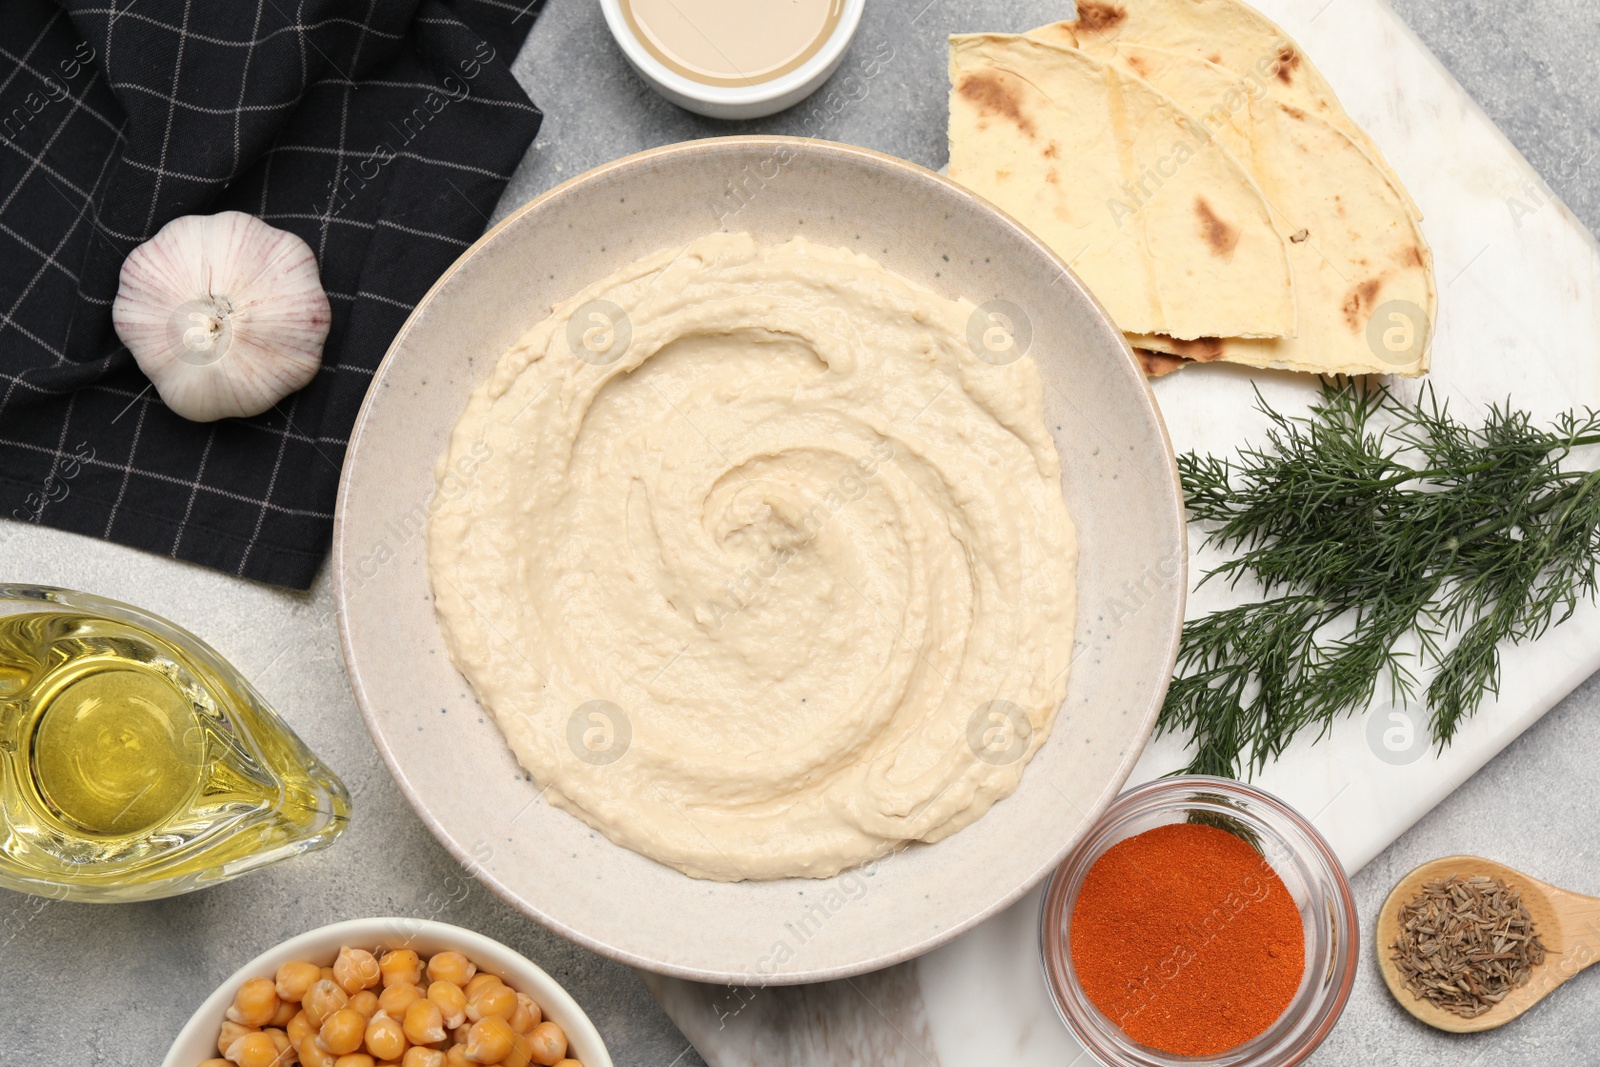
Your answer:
599,0 -> 866,119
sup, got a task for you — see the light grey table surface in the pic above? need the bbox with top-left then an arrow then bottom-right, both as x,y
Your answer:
4,1 -> 1598,1066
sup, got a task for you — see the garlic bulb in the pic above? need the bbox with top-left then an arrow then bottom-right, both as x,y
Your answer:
113,212 -> 331,422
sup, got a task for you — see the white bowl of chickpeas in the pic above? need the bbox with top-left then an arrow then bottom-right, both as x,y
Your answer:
162,918 -> 612,1067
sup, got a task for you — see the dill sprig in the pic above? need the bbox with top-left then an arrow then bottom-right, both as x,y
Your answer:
1162,380 -> 1600,778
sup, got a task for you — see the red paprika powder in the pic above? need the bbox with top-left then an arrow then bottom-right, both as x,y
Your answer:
1069,822 -> 1305,1056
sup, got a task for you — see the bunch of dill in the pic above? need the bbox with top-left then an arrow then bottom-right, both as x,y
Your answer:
1162,380 -> 1600,778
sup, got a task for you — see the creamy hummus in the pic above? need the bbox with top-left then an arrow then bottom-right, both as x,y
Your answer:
428,233 -> 1077,880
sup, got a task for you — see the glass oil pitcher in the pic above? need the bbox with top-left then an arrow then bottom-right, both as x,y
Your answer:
0,586 -> 350,901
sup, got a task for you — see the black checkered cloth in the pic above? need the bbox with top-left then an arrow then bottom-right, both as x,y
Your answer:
0,0 -> 543,589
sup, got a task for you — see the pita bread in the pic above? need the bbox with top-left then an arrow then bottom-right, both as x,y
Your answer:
1032,0 -> 1421,220
949,33 -> 1295,341
1089,43 -> 1434,376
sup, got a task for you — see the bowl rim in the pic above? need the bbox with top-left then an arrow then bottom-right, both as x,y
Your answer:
596,0 -> 867,107
1037,775 -> 1362,1067
332,136 -> 1187,982
160,916 -> 613,1067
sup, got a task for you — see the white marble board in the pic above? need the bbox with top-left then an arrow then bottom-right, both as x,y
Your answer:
645,0 -> 1600,1061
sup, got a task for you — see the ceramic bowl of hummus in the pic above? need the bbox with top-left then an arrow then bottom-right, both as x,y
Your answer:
335,137 -> 1185,983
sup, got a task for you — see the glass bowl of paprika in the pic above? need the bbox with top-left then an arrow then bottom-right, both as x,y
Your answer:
1039,775 -> 1358,1067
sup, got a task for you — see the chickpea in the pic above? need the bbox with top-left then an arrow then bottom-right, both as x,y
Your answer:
552,1061 -> 583,1067
428,980 -> 468,1028
276,959 -> 323,1003
269,997 -> 298,1028
304,979 -> 351,1029
218,1020 -> 259,1057
507,994 -> 541,1035
223,1032 -> 281,1067
319,1008 -> 368,1055
365,1012 -> 408,1061
465,982 -> 516,1024
336,946 -> 383,993
403,999 -> 447,1045
334,1056 -> 376,1067
463,974 -> 501,999
525,1022 -> 567,1067
444,1047 -> 471,1067
201,1061 -> 232,1067
349,990 -> 380,1018
227,977 -> 281,1027
402,1048 -> 445,1067
379,982 -> 424,1017
263,1028 -> 292,1056
288,1010 -> 315,1048
426,951 -> 476,987
497,1044 -> 530,1067
380,949 -> 424,988
464,1016 -> 515,1064
300,1035 -> 337,1067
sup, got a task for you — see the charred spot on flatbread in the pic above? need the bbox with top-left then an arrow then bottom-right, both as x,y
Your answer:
1403,245 -> 1426,268
1153,335 -> 1226,361
1194,198 -> 1240,257
1073,2 -> 1128,36
958,71 -> 1036,137
1136,349 -> 1191,376
1274,43 -> 1301,84
1342,277 -> 1385,331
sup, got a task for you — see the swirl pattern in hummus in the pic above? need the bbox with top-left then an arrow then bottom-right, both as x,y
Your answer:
428,233 -> 1077,881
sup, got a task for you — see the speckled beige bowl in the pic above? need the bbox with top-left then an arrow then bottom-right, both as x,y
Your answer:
334,137 -> 1185,984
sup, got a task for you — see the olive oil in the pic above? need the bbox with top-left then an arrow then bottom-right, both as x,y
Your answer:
0,587 -> 350,901
29,664 -> 206,835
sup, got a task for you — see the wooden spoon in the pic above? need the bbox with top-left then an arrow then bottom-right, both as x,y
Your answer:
1376,855 -> 1600,1032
